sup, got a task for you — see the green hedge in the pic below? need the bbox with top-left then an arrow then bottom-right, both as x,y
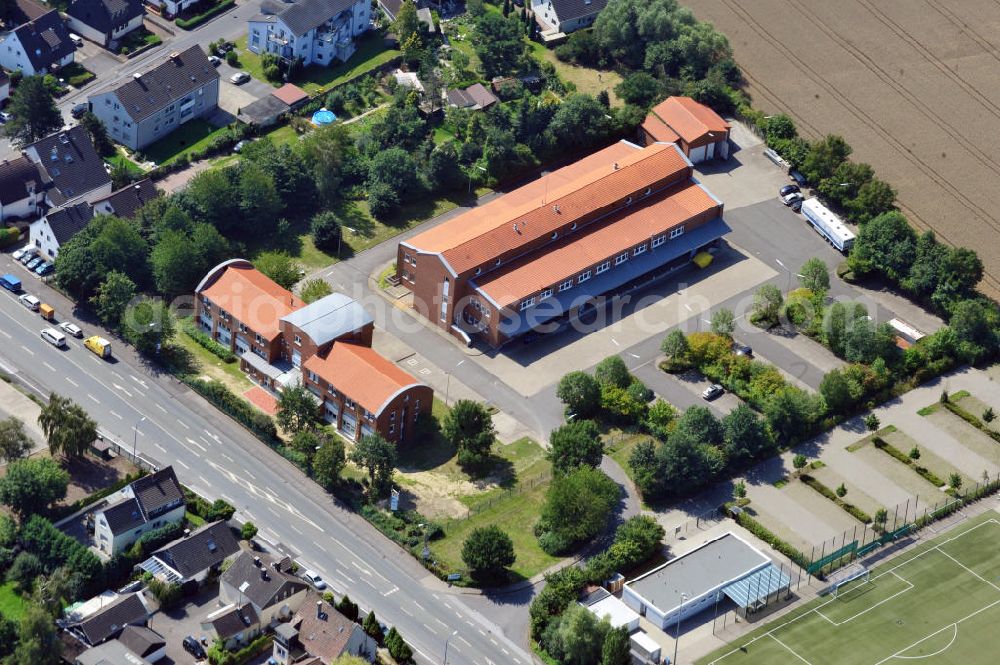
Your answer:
209,634 -> 272,665
800,474 -> 872,524
729,507 -> 809,569
0,227 -> 19,247
176,0 -> 236,29
943,400 -> 1000,444
181,317 -> 236,363
181,376 -> 278,441
872,437 -> 945,487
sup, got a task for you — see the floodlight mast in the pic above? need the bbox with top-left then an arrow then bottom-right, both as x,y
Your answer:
673,592 -> 689,665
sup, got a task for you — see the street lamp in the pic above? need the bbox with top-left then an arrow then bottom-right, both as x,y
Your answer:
673,592 -> 689,665
467,165 -> 487,194
443,630 -> 458,664
132,416 -> 146,461
444,360 -> 464,406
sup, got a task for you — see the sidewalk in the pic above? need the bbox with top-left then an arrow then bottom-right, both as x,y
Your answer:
0,377 -> 45,457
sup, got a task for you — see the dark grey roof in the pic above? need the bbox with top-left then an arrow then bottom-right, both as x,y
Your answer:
13,10 -> 74,72
27,126 -> 111,205
130,466 -> 184,520
0,156 -> 43,205
548,0 -> 607,22
75,639 -> 153,665
150,521 -> 239,579
279,293 -> 373,347
262,0 -> 356,37
68,0 -> 144,38
237,94 -> 291,125
92,179 -> 158,219
376,0 -> 402,21
98,46 -> 218,123
73,593 -> 148,647
221,551 -> 308,611
101,497 -> 145,535
11,0 -> 48,23
116,625 -> 165,658
45,202 -> 94,246
447,83 -> 497,109
210,603 -> 259,639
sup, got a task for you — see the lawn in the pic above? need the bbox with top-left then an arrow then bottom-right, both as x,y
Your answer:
605,432 -> 648,482
105,153 -> 144,176
526,40 -> 623,105
698,513 -> 1000,665
142,119 -> 230,166
0,582 -> 26,621
170,323 -> 252,395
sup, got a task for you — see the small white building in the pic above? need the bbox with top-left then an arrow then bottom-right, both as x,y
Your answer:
578,587 -> 640,633
29,202 -> 93,260
0,10 -> 75,76
66,0 -> 145,48
0,156 -> 45,222
247,0 -> 371,69
531,0 -> 607,39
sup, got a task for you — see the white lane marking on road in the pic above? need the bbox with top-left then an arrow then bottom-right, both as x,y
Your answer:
111,371 -> 122,380
268,505 -> 281,516
457,636 -> 472,648
221,453 -> 233,462
155,403 -> 167,413
361,578 -> 376,590
477,629 -> 485,637
444,601 -> 453,610
289,524 -> 303,535
383,586 -> 398,597
42,361 -> 56,372
177,419 -> 190,430
109,410 -> 122,420
20,345 -> 34,356
185,437 -> 206,452
400,606 -> 412,616
112,382 -> 132,397
0,329 -> 9,338
87,394 -> 100,404
351,561 -> 373,576
65,377 -> 78,387
421,623 -> 436,635
412,601 -> 424,611
154,442 -> 166,453
489,638 -> 498,646
432,594 -> 440,601
434,618 -> 448,629
175,459 -> 190,469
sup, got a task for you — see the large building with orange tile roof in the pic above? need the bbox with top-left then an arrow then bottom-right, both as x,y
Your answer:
640,96 -> 731,163
397,140 -> 729,348
195,260 -> 430,443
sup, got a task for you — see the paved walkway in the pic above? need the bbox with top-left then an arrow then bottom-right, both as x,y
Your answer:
0,375 -> 45,458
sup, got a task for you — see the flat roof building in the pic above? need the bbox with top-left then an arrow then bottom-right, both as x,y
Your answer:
623,532 -> 790,629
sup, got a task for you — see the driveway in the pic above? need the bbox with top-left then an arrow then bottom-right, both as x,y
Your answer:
215,61 -> 275,116
154,584 -> 225,664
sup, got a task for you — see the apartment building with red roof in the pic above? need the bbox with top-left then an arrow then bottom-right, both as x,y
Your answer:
640,96 -> 731,163
195,260 -> 431,443
397,140 -> 729,348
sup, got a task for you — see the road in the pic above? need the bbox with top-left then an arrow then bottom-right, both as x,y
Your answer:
0,256 -> 532,665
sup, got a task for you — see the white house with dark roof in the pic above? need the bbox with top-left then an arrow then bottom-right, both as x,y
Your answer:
247,0 -> 370,68
88,46 -> 220,150
0,9 -> 76,75
65,591 -> 152,647
92,178 -> 159,219
0,156 -> 45,222
219,551 -> 309,627
271,592 -> 376,664
116,625 -> 166,662
137,520 -> 240,586
92,466 -> 185,556
22,125 -> 113,206
67,0 -> 145,48
28,202 -> 93,259
531,0 -> 607,39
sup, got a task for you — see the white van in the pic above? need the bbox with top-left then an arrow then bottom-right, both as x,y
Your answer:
69,33 -> 84,47
19,294 -> 40,311
40,328 -> 67,348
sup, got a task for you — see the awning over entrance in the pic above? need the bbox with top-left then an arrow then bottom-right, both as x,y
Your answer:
240,350 -> 285,381
722,564 -> 790,610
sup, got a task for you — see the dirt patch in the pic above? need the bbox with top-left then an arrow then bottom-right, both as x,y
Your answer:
0,451 -> 137,507
685,0 -> 1000,298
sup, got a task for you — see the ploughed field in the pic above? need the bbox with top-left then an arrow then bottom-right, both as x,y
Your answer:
686,0 -> 1000,297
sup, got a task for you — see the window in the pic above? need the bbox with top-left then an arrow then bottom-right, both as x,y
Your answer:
596,260 -> 610,274
519,297 -> 535,311
578,270 -> 592,283
254,333 -> 263,344
540,288 -> 552,300
615,252 -> 629,265
652,234 -> 666,248
670,226 -> 685,239
634,243 -> 647,256
558,280 -> 573,292
294,334 -> 302,345
307,371 -> 318,382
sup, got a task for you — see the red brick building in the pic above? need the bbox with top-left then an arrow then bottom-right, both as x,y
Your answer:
640,96 -> 731,163
396,141 -> 729,348
195,260 -> 430,444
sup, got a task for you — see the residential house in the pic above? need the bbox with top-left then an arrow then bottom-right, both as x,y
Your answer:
67,0 -> 145,48
0,9 -> 75,76
219,551 -> 309,628
92,178 -> 160,218
76,639 -> 153,665
117,625 -> 167,662
446,83 -> 498,111
92,466 -> 185,556
397,140 -> 729,348
88,46 -> 220,150
65,592 -> 151,647
272,592 -> 377,664
640,96 -> 731,163
0,156 -> 45,222
28,201 -> 93,260
531,0 -> 607,40
145,0 -> 197,19
202,603 -> 261,651
22,125 -> 114,206
247,0 -> 371,68
137,520 -> 240,586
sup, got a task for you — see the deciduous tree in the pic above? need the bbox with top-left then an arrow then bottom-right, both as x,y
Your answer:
253,251 -> 300,290
799,257 -> 830,293
548,420 -> 603,474
350,434 -> 397,498
0,416 -> 33,462
312,438 -> 347,490
89,271 -> 136,329
556,371 -> 601,417
443,400 -> 495,471
38,394 -> 97,459
276,385 -> 319,433
121,298 -> 174,355
594,355 -> 631,389
461,526 -> 516,583
0,458 -> 69,519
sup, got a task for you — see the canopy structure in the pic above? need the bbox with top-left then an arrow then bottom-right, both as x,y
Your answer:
722,564 -> 790,611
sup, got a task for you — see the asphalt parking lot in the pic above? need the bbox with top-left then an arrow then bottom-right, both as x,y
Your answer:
215,61 -> 275,116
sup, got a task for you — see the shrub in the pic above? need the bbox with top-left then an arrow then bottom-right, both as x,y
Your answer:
181,317 -> 236,362
182,377 -> 278,442
240,522 -> 258,540
148,578 -> 182,609
0,227 -> 20,247
175,0 -> 236,29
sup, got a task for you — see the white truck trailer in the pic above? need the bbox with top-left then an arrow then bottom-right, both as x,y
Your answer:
800,198 -> 856,253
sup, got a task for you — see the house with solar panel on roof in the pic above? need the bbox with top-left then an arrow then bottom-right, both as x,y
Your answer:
247,0 -> 371,68
87,46 -> 220,151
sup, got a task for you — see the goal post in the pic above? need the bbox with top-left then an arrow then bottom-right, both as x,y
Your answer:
830,565 -> 871,598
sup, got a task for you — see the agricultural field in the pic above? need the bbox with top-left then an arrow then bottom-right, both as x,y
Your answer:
686,0 -> 1000,298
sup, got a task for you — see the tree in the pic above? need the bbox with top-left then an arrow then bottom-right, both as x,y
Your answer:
836,483 -> 848,497
547,94 -> 612,151
310,211 -> 343,254
0,458 -> 69,519
556,371 -> 601,417
710,308 -> 736,337
614,72 -> 662,107
983,407 -> 996,423
661,329 -> 690,360
38,394 -> 97,459
367,180 -> 401,220
336,594 -> 359,621
462,526 -> 516,582
122,298 -> 174,354
801,134 -> 852,184
300,278 -> 333,304
238,162 -> 282,230
298,124 -> 353,205
443,400 -> 495,470
362,611 -> 382,642
721,405 -> 772,466
819,369 -> 853,415
253,251 -> 300,290
548,420 -> 603,474
628,439 -> 660,498
393,0 -> 420,43
56,216 -> 150,301
601,626 -> 631,665
4,75 -> 62,146
818,161 -> 874,208
538,467 -> 619,554
644,399 -> 675,439
276,385 -> 319,433
765,387 -> 818,443
908,446 -> 920,460
948,473 -> 962,490
186,169 -> 240,234
8,603 -> 61,665
673,406 -> 723,446
849,211 -> 917,281
732,479 -> 747,500
541,602 -> 610,665
848,178 -> 896,224
368,147 -> 420,194
792,454 -> 807,470
89,270 -> 136,329
656,430 -> 723,497
6,551 -> 43,592
0,416 -> 33,462
312,438 -> 347,490
474,12 -> 525,78
79,112 -> 114,157
799,258 -> 830,293
874,508 -> 888,529
594,356 -> 631,389
751,284 -> 784,327
151,225 -> 228,300
864,414 -> 881,432
385,626 -> 413,662
239,522 -> 258,541
350,434 -> 397,498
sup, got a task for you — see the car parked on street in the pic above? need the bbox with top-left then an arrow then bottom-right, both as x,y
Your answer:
302,570 -> 327,590
182,636 -> 206,660
735,344 -> 753,357
229,72 -> 250,85
208,55 -> 221,67
19,248 -> 37,264
35,261 -> 53,276
26,257 -> 42,271
702,384 -> 724,400
40,327 -> 66,348
71,103 -> 89,119
59,322 -> 83,338
779,184 -> 800,197
12,247 -> 30,261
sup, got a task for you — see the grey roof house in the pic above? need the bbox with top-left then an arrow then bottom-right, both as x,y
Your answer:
28,202 -> 93,260
92,466 -> 186,556
247,0 -> 371,68
531,0 -> 608,40
202,602 -> 261,651
22,126 -> 114,206
0,9 -> 76,75
92,179 -> 159,219
446,83 -> 498,110
138,520 -> 240,585
67,0 -> 146,48
65,592 -> 151,647
0,156 -> 45,222
220,551 -> 310,627
117,625 -> 167,662
271,592 -> 376,664
75,639 -> 154,665
88,46 -> 220,151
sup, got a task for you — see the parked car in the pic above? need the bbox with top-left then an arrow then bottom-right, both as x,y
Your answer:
26,256 -> 42,270
208,55 -> 221,67
702,384 -> 724,400
69,33 -> 84,47
182,636 -> 206,660
35,261 -> 52,276
71,103 -> 89,119
217,41 -> 235,54
233,140 -> 247,153
302,570 -> 327,590
779,184 -> 800,197
18,294 -> 40,311
11,247 -> 30,261
59,322 -> 83,338
781,192 -> 804,206
735,344 -> 753,357
790,197 -> 803,213
19,248 -> 37,264
230,71 -> 250,85
40,327 -> 66,348
0,111 -> 11,123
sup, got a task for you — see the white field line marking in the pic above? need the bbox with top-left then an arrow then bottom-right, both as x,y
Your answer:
935,546 -> 1000,592
872,600 -> 1000,665
892,623 -> 958,660
814,576 -> 915,627
770,635 -> 814,665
